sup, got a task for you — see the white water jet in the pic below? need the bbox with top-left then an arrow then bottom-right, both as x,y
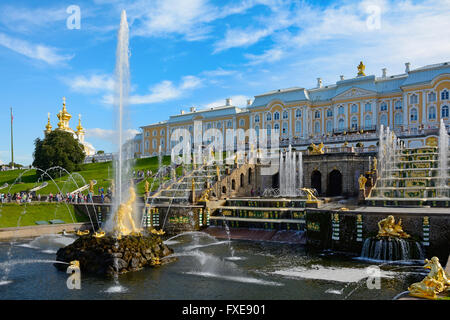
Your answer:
278,145 -> 303,197
439,119 -> 449,197
104,10 -> 135,233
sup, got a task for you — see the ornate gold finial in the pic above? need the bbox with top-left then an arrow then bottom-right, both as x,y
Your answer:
76,114 -> 84,133
45,112 -> 52,134
57,96 -> 72,130
357,61 -> 366,77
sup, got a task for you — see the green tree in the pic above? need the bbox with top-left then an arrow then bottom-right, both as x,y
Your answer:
32,130 -> 86,176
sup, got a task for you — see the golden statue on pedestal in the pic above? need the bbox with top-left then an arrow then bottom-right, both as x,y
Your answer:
358,174 -> 367,190
309,142 -> 325,155
144,180 -> 150,194
357,61 -> 366,77
377,215 -> 410,238
89,180 -> 95,194
112,186 -> 141,237
299,188 -> 320,203
372,157 -> 377,171
408,257 -> 450,299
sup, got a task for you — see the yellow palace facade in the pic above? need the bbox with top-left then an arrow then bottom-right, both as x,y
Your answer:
134,61 -> 450,157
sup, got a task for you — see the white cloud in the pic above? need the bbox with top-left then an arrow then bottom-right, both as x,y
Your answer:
0,32 -> 73,65
65,74 -> 114,93
102,75 -> 203,105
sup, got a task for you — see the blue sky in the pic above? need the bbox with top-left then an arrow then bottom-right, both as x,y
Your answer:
0,0 -> 449,165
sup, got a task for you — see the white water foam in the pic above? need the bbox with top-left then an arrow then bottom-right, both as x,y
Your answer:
163,240 -> 180,246
19,234 -> 75,251
183,241 -> 229,251
224,256 -> 246,261
184,271 -> 283,286
272,265 -> 396,283
104,285 -> 128,293
0,280 -> 12,286
325,288 -> 344,295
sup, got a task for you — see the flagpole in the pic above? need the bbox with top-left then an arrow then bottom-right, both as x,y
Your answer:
10,107 -> 14,170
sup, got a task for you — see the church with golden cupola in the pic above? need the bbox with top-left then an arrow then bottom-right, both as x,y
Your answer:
44,97 -> 96,156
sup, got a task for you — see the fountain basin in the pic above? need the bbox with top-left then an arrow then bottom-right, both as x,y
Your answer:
54,234 -> 174,276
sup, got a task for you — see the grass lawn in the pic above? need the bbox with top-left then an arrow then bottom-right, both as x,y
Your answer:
0,203 -> 89,228
0,155 -> 173,196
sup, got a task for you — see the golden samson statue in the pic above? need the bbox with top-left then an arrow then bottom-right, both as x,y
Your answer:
113,186 -> 141,237
377,215 -> 410,238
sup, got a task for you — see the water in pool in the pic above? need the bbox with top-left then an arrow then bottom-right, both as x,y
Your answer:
0,232 -> 426,300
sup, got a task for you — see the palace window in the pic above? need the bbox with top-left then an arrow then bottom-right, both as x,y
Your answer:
441,90 -> 449,101
351,117 -> 358,130
410,108 -> 418,122
428,92 -> 436,102
160,129 -> 165,136
351,104 -> 358,113
282,111 -> 289,119
338,118 -> 345,131
410,94 -> 418,105
152,139 -> 157,149
395,101 -> 402,110
326,120 -> 333,133
266,113 -> 272,121
239,119 -> 245,127
364,103 -> 372,112
254,115 -> 260,123
217,122 -> 221,129
145,141 -> 149,150
255,125 -> 259,134
267,124 -> 272,135
428,106 -> 436,120
160,139 -> 164,147
207,123 -> 212,129
315,110 -> 321,119
227,120 -> 232,128
364,115 -> 372,128
295,109 -> 302,118
153,130 -> 157,136
295,120 -> 301,133
146,131 -> 149,137
380,102 -> 388,111
327,109 -> 333,117
274,123 -> 280,132
380,114 -> 388,127
282,122 -> 288,135
274,112 -> 280,120
395,113 -> 403,125
442,105 -> 449,118
314,122 -> 320,133
338,106 -> 344,115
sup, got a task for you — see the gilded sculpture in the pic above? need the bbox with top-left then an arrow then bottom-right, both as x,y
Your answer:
144,180 -> 150,194
112,186 -> 141,237
377,215 -> 410,238
408,257 -> 450,299
357,61 -> 366,76
309,142 -> 325,155
358,174 -> 367,190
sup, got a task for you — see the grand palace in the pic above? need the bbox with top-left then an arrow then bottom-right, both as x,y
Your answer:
133,61 -> 450,157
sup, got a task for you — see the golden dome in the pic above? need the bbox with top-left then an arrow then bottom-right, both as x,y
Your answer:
45,112 -> 52,134
76,114 -> 84,133
57,97 -> 72,130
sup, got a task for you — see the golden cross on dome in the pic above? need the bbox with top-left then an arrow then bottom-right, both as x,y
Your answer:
63,96 -> 66,105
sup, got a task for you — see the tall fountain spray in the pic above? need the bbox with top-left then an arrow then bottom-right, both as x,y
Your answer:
104,10 -> 135,234
278,145 -> 302,197
439,119 -> 449,197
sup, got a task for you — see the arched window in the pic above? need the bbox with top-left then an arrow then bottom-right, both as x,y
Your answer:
365,103 -> 372,112
364,115 -> 372,128
442,105 -> 449,118
410,94 -> 418,104
351,104 -> 358,113
326,120 -> 333,133
395,113 -> 403,125
153,130 -> 157,136
160,129 -> 165,136
227,120 -> 232,127
380,102 -> 387,111
428,106 -> 436,120
240,173 -> 244,187
145,141 -> 149,150
267,124 -> 271,135
395,101 -> 402,110
254,115 -> 260,123
295,120 -> 301,133
351,117 -> 358,130
327,109 -> 333,117
217,122 -> 222,129
295,109 -> 302,118
160,138 -> 164,147
152,139 -> 157,149
410,108 -> 418,121
338,118 -> 345,130
338,106 -> 344,115
428,92 -> 436,102
441,90 -> 449,100
282,122 -> 288,135
282,110 -> 288,119
314,121 -> 320,133
274,112 -> 280,120
274,123 -> 280,132
380,114 -> 388,127
266,113 -> 272,121
315,110 -> 321,118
